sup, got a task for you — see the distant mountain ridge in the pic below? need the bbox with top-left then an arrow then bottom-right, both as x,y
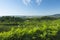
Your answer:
50,14 -> 60,17
0,14 -> 60,18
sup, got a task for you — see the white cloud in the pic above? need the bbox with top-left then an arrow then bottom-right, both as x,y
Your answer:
22,0 -> 31,6
22,0 -> 43,6
36,0 -> 42,6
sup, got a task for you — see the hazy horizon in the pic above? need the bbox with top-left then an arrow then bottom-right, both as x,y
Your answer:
0,0 -> 60,16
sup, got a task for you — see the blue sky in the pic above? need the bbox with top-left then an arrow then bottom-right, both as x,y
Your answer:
0,0 -> 60,16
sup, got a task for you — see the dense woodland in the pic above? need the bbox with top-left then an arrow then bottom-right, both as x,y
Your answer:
0,16 -> 60,40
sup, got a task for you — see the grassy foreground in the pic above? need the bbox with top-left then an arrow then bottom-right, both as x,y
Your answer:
0,16 -> 60,40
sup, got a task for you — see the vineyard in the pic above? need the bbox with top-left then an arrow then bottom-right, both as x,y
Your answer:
0,16 -> 60,40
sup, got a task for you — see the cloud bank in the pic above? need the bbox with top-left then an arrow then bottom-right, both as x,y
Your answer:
22,0 -> 43,6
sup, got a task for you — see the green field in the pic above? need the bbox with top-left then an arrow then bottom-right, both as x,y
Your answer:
0,16 -> 60,40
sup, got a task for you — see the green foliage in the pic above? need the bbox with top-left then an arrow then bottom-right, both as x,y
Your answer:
0,16 -> 60,40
